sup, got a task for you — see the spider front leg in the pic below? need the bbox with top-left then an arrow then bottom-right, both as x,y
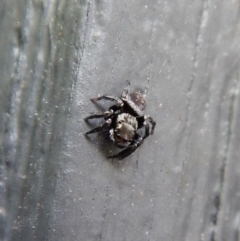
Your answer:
108,134 -> 143,159
85,119 -> 112,135
147,115 -> 156,134
90,95 -> 123,106
84,110 -> 113,121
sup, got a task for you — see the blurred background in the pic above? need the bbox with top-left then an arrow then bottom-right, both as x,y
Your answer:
0,0 -> 240,240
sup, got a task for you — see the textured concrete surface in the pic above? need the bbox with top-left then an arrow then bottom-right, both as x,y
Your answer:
1,0 -> 240,241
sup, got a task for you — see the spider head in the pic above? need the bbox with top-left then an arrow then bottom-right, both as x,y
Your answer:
114,122 -> 135,147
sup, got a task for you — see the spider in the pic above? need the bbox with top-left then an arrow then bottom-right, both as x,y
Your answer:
84,83 -> 156,159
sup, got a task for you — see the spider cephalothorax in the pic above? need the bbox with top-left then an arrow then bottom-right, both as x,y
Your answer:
85,83 -> 156,159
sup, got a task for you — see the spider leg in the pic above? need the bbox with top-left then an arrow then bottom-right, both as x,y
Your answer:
136,116 -> 150,139
85,119 -> 111,135
121,80 -> 130,98
85,110 -> 113,120
108,134 -> 143,159
147,115 -> 156,134
144,124 -> 150,139
90,95 -> 123,106
137,115 -> 156,136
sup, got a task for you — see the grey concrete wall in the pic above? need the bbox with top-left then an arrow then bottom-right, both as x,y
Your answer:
0,0 -> 240,241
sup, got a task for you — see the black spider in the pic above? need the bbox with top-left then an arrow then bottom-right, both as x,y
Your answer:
84,83 -> 156,159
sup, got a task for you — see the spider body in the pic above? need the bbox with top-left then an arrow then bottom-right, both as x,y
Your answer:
85,83 -> 156,159
112,113 -> 138,147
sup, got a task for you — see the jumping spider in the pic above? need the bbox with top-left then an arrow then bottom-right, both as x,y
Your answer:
85,83 -> 156,159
